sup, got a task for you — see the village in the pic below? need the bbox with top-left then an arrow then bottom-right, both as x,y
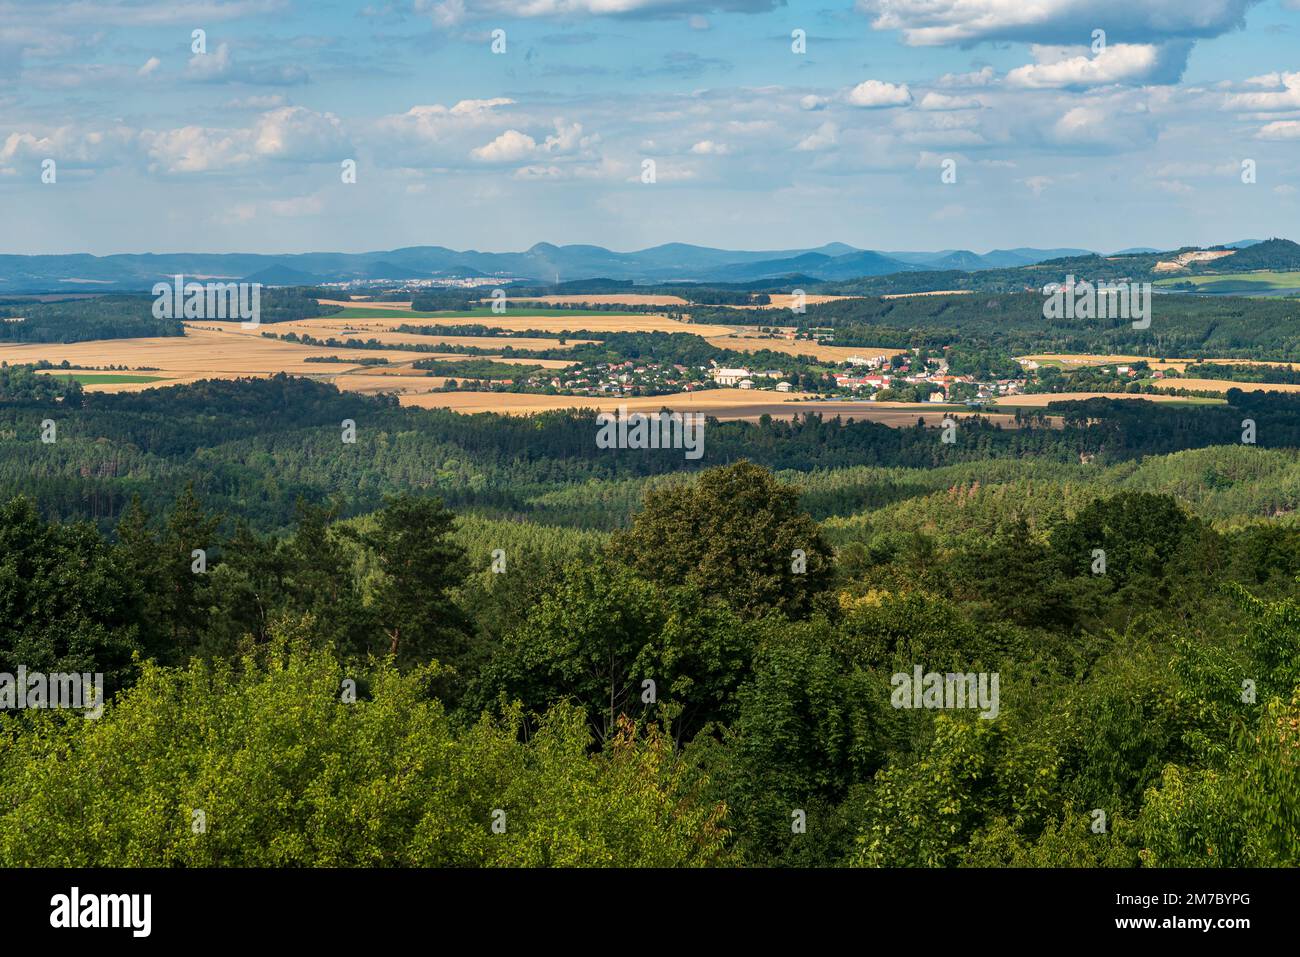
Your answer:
499,346 -> 1044,404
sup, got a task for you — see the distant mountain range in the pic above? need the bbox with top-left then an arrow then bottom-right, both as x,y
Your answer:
0,243 -> 1101,293
0,239 -> 1276,293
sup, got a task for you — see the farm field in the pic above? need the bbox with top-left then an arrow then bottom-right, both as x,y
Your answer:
881,289 -> 973,299
334,306 -> 630,320
329,309 -> 727,335
993,391 -> 1225,407
725,293 -> 860,309
1153,270 -> 1300,294
38,372 -> 165,384
402,386 -> 1027,425
1156,378 -> 1300,394
1020,354 -> 1300,373
1,325 -> 524,393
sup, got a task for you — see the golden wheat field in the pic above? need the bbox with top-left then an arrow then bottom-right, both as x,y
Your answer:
725,294 -> 860,310
991,391 -> 1215,406
1154,378 -> 1300,394
1020,354 -> 1300,373
402,387 -> 1026,425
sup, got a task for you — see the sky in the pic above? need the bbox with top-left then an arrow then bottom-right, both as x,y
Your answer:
2,0 -> 1299,256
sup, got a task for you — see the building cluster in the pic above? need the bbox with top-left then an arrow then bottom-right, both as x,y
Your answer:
535,360 -> 708,397
708,351 -> 1027,403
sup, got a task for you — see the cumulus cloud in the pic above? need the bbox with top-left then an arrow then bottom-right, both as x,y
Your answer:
845,79 -> 912,107
140,107 -> 348,173
1007,42 -> 1191,89
472,128 -> 539,162
690,139 -> 729,154
470,120 -> 595,163
0,125 -> 135,170
141,126 -> 252,173
858,0 -> 1263,46
1224,72 -> 1300,111
250,106 -> 348,160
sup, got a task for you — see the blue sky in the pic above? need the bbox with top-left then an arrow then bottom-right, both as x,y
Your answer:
2,0 -> 1299,255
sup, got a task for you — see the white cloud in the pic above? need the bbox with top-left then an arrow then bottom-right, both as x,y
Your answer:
471,129 -> 537,162
185,42 -> 308,85
140,107 -> 347,173
1257,120 -> 1300,140
186,42 -> 233,81
1,125 -> 135,169
250,106 -> 347,160
471,120 -> 595,162
690,139 -> 729,154
917,92 -> 982,110
1224,72 -> 1300,112
795,122 -> 838,152
142,125 -> 251,173
1006,42 -> 1189,89
800,94 -> 828,111
938,66 -> 995,88
137,57 -> 160,77
845,79 -> 912,108
858,0 -> 1263,46
417,0 -> 781,26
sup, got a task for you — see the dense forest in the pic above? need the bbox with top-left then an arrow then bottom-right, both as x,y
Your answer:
1,372 -> 1298,866
3,371 -> 1300,532
1,454 -> 1297,865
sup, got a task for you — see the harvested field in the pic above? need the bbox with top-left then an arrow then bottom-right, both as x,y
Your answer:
402,387 -> 1026,427
704,335 -> 902,362
504,294 -> 689,306
881,290 -> 973,299
993,391 -> 1222,406
725,294 -> 861,310
1156,378 -> 1300,394
1020,354 -> 1300,374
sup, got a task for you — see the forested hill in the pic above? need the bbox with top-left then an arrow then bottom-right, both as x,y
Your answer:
2,372 -> 1298,532
690,290 -> 1300,359
0,287 -> 339,343
815,238 -> 1300,296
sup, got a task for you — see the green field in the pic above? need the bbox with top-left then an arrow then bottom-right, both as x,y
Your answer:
1154,270 -> 1300,295
47,373 -> 165,384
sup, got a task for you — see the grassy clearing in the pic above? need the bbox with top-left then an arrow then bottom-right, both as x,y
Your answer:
43,373 -> 165,384
1154,270 -> 1300,294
